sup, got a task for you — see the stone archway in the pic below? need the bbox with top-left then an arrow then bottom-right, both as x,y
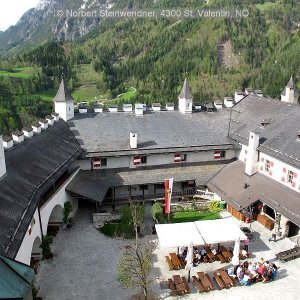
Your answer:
30,236 -> 42,273
46,204 -> 64,236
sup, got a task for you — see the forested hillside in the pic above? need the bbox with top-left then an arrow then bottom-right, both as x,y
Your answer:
0,0 -> 299,134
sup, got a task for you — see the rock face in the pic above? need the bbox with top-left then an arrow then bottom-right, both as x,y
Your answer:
0,0 -> 113,56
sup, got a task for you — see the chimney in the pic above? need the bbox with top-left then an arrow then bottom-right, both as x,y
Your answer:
245,131 -> 260,176
46,115 -> 55,125
152,103 -> 161,111
32,123 -> 42,134
224,97 -> 234,108
0,134 -> 6,179
22,127 -> 33,138
214,100 -> 223,110
166,103 -> 175,111
108,104 -> 118,113
234,91 -> 245,103
3,136 -> 13,149
255,90 -> 263,97
245,88 -> 254,95
39,119 -> 49,130
94,104 -> 103,113
135,104 -> 144,116
123,104 -> 133,112
51,112 -> 60,122
12,130 -> 24,143
78,103 -> 88,114
130,132 -> 137,149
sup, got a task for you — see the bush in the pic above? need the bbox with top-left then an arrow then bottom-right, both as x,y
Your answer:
63,201 -> 72,224
208,200 -> 221,212
40,235 -> 53,260
151,202 -> 166,224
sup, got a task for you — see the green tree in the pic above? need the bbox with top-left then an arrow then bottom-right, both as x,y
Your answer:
117,242 -> 156,299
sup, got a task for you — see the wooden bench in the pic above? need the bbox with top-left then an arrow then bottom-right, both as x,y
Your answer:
192,276 -> 205,293
216,253 -> 226,263
205,247 -> 216,262
165,256 -> 174,271
182,276 -> 190,294
205,273 -> 215,290
213,272 -> 226,290
178,257 -> 186,268
168,278 -> 177,296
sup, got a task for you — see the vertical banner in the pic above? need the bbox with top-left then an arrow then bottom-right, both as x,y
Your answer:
164,178 -> 174,214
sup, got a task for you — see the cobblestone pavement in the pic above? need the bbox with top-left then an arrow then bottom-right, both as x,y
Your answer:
36,206 -> 138,300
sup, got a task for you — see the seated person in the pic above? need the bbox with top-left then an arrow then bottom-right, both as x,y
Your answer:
210,244 -> 217,255
241,249 -> 248,258
182,249 -> 187,259
200,248 -> 207,256
227,266 -> 236,278
241,273 -> 250,286
179,246 -> 186,258
257,263 -> 265,276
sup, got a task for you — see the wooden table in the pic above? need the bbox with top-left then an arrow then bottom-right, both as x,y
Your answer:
197,272 -> 213,291
173,275 -> 186,295
169,253 -> 181,270
219,246 -> 232,261
217,269 -> 233,288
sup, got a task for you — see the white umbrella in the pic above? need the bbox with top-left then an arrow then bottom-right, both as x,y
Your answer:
232,237 -> 240,266
185,242 -> 193,282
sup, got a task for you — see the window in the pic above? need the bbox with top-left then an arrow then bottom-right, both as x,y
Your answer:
93,157 -> 107,168
214,150 -> 226,159
287,170 -> 294,183
265,160 -> 271,172
141,156 -> 147,164
174,153 -> 187,163
100,158 -> 107,167
155,183 -> 165,189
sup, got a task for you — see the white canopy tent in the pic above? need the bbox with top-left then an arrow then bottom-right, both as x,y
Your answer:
155,222 -> 205,248
194,218 -> 247,244
155,218 -> 247,248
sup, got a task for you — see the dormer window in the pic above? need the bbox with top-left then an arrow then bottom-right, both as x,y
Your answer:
174,153 -> 187,163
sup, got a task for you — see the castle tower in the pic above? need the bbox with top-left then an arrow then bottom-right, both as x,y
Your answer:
53,79 -> 74,121
178,78 -> 193,114
0,134 -> 6,179
281,76 -> 299,105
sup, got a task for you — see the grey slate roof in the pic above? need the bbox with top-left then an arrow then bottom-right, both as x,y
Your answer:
207,160 -> 300,227
229,95 -> 300,169
0,120 -> 81,258
53,79 -> 74,103
66,162 -> 227,202
68,110 -> 233,156
178,78 -> 193,99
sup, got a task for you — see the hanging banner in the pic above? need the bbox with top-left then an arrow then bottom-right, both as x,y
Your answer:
164,178 -> 174,214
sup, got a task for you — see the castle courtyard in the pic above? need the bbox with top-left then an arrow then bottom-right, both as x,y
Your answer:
36,207 -> 300,300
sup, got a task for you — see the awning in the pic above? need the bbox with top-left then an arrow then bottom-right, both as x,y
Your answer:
155,218 -> 246,248
207,160 -> 300,227
194,218 -> 247,244
155,222 -> 205,248
66,174 -> 108,203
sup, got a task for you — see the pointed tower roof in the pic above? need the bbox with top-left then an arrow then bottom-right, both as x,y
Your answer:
53,79 -> 74,103
287,75 -> 296,89
179,78 -> 193,99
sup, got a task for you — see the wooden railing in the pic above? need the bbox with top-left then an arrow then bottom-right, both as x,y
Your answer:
103,189 -> 195,204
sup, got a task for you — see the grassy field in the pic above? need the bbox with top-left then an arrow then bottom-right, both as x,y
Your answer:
170,211 -> 220,223
32,89 -> 57,101
72,84 -> 100,102
117,87 -> 137,101
0,67 -> 39,79
75,63 -> 100,84
256,2 -> 278,11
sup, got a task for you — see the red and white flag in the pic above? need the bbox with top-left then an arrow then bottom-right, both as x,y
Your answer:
164,178 -> 174,214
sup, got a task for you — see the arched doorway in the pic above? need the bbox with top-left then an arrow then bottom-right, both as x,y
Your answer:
47,204 -> 63,236
30,236 -> 42,273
